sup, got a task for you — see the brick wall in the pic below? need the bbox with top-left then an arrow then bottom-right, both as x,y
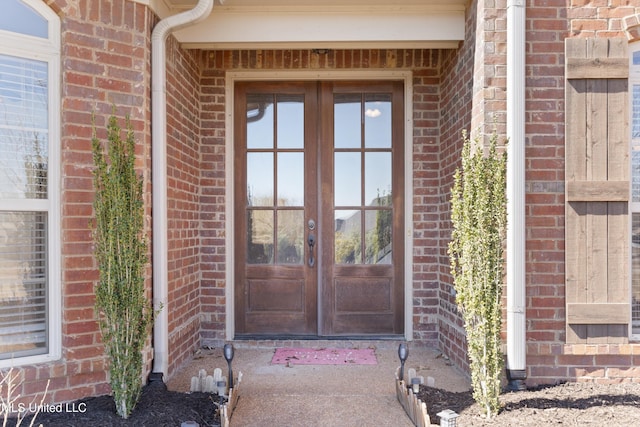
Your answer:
435,0 -> 480,373
199,65 -> 227,347
164,35 -> 204,377
411,57 -> 445,347
6,0 -> 154,407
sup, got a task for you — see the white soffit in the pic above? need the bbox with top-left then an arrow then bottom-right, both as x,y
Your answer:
152,0 -> 466,50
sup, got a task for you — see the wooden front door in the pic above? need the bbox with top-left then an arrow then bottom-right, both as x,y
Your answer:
234,80 -> 404,337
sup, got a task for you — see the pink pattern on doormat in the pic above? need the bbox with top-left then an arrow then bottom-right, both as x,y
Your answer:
271,348 -> 377,365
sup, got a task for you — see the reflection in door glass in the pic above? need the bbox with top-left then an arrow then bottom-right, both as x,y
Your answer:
277,210 -> 304,264
364,94 -> 392,148
247,94 -> 274,149
335,210 -> 361,264
277,152 -> 304,206
334,94 -> 361,149
277,96 -> 304,149
334,152 -> 361,206
365,152 -> 391,206
247,152 -> 273,206
247,209 -> 274,264
365,208 -> 392,264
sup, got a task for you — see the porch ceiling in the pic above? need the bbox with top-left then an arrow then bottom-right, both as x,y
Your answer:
152,0 -> 467,50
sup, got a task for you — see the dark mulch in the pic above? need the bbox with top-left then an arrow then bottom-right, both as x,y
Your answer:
417,382 -> 640,426
10,378 -> 640,426
8,382 -> 222,427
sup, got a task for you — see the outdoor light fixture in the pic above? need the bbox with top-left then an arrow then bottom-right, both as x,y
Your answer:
223,343 -> 235,389
398,343 -> 408,382
410,376 -> 424,394
216,380 -> 227,397
436,409 -> 459,427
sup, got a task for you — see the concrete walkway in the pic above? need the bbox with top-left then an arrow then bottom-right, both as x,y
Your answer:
167,342 -> 470,427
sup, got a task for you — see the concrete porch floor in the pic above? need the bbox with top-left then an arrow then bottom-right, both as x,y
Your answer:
167,341 -> 471,427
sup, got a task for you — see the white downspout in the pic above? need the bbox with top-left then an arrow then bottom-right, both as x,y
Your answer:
150,0 -> 214,380
506,0 -> 527,390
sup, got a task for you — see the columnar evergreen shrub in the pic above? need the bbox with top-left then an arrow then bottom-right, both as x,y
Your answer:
92,115 -> 152,419
449,130 -> 507,418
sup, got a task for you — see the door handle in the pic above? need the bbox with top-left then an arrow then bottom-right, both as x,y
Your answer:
308,233 -> 316,267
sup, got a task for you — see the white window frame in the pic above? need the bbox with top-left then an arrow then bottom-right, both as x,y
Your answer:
0,0 -> 61,367
630,41 -> 640,341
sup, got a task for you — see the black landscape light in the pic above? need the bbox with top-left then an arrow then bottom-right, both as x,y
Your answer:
223,343 -> 235,389
398,342 -> 408,382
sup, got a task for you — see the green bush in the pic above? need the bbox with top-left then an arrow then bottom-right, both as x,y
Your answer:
92,114 -> 152,419
449,130 -> 507,418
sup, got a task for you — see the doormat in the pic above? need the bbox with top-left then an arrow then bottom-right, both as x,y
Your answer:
271,347 -> 377,365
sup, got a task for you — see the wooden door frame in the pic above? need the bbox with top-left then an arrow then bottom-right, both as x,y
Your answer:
224,70 -> 414,340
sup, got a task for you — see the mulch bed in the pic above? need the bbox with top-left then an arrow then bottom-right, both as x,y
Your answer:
8,382 -> 222,427
9,376 -> 640,426
417,381 -> 640,426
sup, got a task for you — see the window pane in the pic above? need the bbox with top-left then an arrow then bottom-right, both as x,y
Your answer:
247,94 -> 274,149
277,95 -> 304,149
247,152 -> 273,206
365,152 -> 392,206
1,0 -> 48,38
365,209 -> 392,265
277,152 -> 303,206
634,214 -> 640,335
335,210 -> 361,264
633,150 -> 640,203
364,94 -> 392,148
334,152 -> 361,206
277,210 -> 303,264
334,94 -> 361,149
633,85 -> 640,139
247,210 -> 273,264
0,211 -> 47,359
0,54 -> 48,199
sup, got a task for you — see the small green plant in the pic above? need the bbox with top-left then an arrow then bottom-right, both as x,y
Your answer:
92,114 -> 152,419
449,130 -> 507,418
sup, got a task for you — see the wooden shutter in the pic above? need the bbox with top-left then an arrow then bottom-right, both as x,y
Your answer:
565,38 -> 630,344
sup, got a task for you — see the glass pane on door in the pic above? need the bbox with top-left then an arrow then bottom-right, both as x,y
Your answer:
365,94 -> 392,148
277,96 -> 304,149
335,209 -> 361,264
334,152 -> 361,206
247,94 -> 274,149
334,94 -> 361,149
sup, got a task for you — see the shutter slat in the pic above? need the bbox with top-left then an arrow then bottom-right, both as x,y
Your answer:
566,58 -> 628,79
567,303 -> 630,324
566,181 -> 629,201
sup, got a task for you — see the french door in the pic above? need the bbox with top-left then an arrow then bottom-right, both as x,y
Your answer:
234,80 -> 404,337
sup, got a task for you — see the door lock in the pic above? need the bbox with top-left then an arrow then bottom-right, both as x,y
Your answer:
308,233 -> 316,267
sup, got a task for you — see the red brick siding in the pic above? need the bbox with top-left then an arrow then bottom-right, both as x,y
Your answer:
412,64 -> 444,347
199,67 -> 227,346
164,35 -> 204,377
435,0 -> 479,373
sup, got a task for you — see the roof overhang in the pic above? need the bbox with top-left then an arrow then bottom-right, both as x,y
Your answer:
145,0 -> 466,50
